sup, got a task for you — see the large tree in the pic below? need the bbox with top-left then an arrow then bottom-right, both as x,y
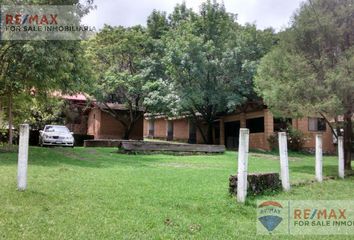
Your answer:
255,0 -> 354,170
0,0 -> 94,144
85,25 -> 155,139
163,1 -> 275,143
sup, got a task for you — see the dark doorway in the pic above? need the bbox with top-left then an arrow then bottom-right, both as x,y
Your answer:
188,120 -> 197,144
224,121 -> 240,149
167,121 -> 174,141
148,119 -> 155,137
214,122 -> 220,145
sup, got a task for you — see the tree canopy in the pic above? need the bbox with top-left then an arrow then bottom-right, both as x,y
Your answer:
85,1 -> 275,143
85,25 -> 154,139
162,1 -> 275,143
0,0 -> 94,144
255,0 -> 354,169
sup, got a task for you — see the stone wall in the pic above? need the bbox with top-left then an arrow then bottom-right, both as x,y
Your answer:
229,173 -> 281,196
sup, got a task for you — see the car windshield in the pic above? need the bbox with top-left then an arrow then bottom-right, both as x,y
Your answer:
45,126 -> 70,133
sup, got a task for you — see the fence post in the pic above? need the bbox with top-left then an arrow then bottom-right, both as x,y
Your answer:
237,128 -> 249,203
338,136 -> 345,179
315,134 -> 323,182
278,132 -> 290,191
17,124 -> 29,191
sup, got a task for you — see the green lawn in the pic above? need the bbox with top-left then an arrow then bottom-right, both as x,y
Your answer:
0,147 -> 353,239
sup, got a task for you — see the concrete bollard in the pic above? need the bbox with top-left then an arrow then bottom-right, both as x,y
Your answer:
315,134 -> 323,182
278,132 -> 290,191
237,128 -> 249,203
338,136 -> 345,179
17,124 -> 29,191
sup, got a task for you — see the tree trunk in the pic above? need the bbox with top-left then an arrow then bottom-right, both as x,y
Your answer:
7,91 -> 13,145
343,112 -> 352,170
206,122 -> 214,144
123,129 -> 131,140
123,127 -> 133,140
123,120 -> 136,140
190,112 -> 207,143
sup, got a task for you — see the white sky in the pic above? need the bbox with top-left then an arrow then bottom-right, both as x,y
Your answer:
82,0 -> 304,31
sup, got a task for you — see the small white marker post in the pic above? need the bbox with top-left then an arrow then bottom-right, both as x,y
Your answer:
315,134 -> 323,182
278,132 -> 290,191
17,124 -> 29,191
338,136 -> 345,179
237,128 -> 249,203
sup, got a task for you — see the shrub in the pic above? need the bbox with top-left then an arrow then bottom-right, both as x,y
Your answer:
287,127 -> 305,151
267,134 -> 278,151
0,129 -> 19,144
267,127 -> 305,152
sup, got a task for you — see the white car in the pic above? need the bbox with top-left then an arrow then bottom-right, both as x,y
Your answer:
39,125 -> 74,147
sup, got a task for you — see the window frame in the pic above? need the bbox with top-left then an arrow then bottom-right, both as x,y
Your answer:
308,117 -> 327,132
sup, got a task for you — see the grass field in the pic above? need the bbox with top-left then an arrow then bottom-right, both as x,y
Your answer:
0,147 -> 353,239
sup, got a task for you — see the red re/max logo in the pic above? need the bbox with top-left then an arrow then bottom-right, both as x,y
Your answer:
294,209 -> 347,220
5,14 -> 58,25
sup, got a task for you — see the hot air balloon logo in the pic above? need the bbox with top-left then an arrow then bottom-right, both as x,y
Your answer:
258,201 -> 284,232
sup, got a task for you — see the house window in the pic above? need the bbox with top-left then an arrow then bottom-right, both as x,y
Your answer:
148,119 -> 155,137
308,118 -> 326,131
246,117 -> 264,133
274,118 -> 292,132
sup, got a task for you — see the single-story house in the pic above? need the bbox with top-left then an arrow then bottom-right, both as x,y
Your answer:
144,106 -> 337,153
86,103 -> 143,140
62,94 -> 143,140
61,93 -> 90,135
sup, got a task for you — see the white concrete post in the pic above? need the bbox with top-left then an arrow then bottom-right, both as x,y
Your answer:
237,128 -> 249,203
338,136 -> 345,179
278,132 -> 290,191
17,124 -> 29,191
315,134 -> 323,182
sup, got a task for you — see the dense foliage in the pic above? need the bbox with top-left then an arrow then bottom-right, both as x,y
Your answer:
255,0 -> 354,169
0,0 -> 94,144
267,127 -> 305,152
86,1 -> 275,142
85,25 -> 154,139
161,1 -> 275,143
